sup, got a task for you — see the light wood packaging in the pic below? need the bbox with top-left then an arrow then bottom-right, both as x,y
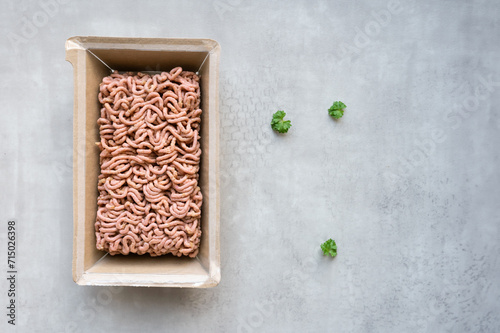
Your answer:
65,37 -> 220,287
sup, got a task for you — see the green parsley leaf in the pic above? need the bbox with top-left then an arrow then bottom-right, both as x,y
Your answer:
328,101 -> 346,119
271,110 -> 292,133
321,238 -> 337,257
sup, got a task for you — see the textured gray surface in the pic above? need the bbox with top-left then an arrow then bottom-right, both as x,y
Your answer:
1,0 -> 500,332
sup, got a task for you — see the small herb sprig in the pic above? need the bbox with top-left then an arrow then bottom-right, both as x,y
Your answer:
328,101 -> 346,119
321,239 -> 337,257
271,110 -> 292,133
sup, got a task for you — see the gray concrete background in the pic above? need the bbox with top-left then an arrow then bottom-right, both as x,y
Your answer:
1,0 -> 499,332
